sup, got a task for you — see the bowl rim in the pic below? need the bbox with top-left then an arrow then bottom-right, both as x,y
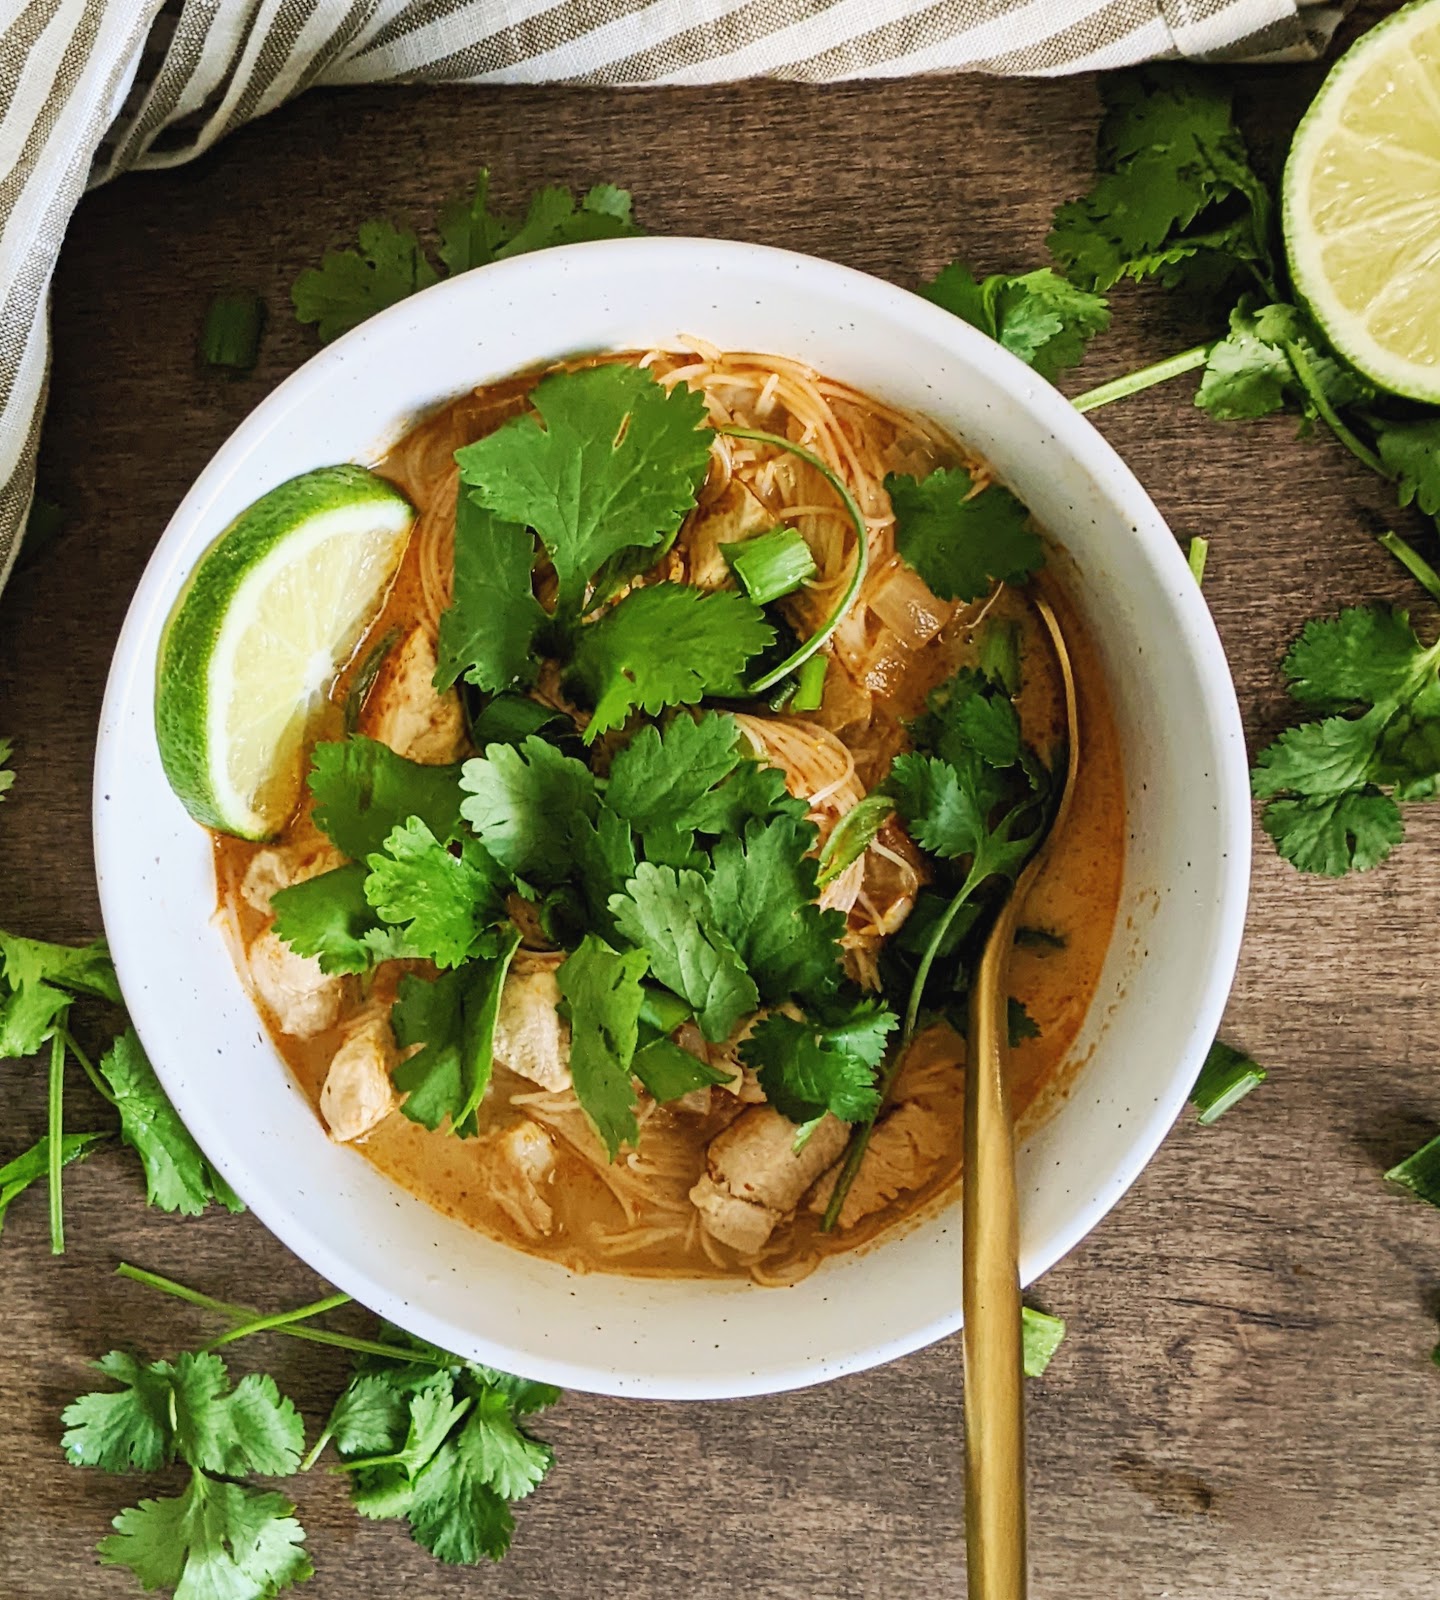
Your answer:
94,236 -> 1251,1399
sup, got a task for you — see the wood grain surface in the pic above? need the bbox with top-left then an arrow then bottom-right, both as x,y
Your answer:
3,30 -> 1439,1600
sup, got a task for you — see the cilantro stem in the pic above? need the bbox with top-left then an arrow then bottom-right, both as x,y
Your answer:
47,1024 -> 67,1255
203,1292 -> 354,1351
1069,342 -> 1213,413
1281,340 -> 1386,478
717,427 -> 868,691
60,1027 -> 117,1107
1378,530 -> 1440,608
115,1261 -> 456,1367
821,859 -> 987,1232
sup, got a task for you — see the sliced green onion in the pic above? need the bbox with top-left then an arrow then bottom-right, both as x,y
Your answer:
718,426 -> 869,693
790,653 -> 828,713
633,1036 -> 729,1102
817,792 -> 893,888
199,291 -> 265,372
1187,536 -> 1209,586
1385,1131 -> 1440,1208
1191,1040 -> 1266,1125
978,616 -> 1021,695
638,985 -> 692,1035
1022,1306 -> 1066,1377
722,525 -> 817,606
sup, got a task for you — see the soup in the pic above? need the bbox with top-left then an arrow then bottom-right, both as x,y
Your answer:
212,347 -> 1124,1285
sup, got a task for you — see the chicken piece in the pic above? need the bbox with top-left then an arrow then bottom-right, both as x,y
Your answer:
320,1018 -> 398,1142
817,660 -> 872,736
248,929 -> 344,1038
481,1119 -> 557,1237
689,1106 -> 850,1255
683,481 -> 773,590
809,1100 -> 951,1230
241,839 -> 344,918
362,626 -> 467,765
493,964 -> 571,1091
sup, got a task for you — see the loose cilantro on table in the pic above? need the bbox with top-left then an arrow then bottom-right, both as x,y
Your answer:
918,263 -> 1109,381
293,170 -> 641,344
0,735 -> 14,801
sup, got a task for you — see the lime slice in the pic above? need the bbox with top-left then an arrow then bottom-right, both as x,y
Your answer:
1285,0 -> 1440,402
157,465 -> 413,839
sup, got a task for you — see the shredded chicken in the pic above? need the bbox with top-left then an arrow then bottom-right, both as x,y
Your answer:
481,1119 -> 557,1237
320,1018 -> 398,1143
689,1106 -> 850,1255
493,963 -> 571,1091
808,1099 -> 950,1230
362,625 -> 467,764
681,479 -> 773,589
248,929 -> 343,1039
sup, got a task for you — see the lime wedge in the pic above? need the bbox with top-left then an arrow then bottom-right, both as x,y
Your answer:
157,465 -> 413,839
1284,0 -> 1440,402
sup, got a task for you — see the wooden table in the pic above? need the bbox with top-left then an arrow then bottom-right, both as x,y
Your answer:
3,29 -> 1438,1598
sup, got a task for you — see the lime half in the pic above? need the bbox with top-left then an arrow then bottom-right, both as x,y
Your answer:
157,465 -> 413,839
1285,0 -> 1440,402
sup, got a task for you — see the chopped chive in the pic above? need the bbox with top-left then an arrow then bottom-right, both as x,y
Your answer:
1191,1040 -> 1266,1124
199,291 -> 265,372
721,525 -> 817,606
1022,1306 -> 1066,1377
1385,1131 -> 1440,1208
978,616 -> 1022,695
791,653 -> 828,712
1187,536 -> 1209,586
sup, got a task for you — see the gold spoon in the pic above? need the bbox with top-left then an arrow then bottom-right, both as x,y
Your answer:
963,594 -> 1080,1600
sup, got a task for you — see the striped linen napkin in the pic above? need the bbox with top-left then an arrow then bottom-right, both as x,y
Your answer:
0,0 -> 1341,592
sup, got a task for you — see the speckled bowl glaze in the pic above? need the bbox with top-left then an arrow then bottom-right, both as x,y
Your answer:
95,239 -> 1250,1399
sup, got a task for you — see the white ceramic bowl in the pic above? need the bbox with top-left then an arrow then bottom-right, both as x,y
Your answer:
95,238 -> 1250,1400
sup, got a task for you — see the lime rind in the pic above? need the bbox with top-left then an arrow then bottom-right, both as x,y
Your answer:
157,465 -> 413,840
1284,0 -> 1440,403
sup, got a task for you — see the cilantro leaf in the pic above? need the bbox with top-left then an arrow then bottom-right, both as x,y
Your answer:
889,752 -> 1037,880
364,819 -> 508,969
292,219 -> 438,344
1008,997 -> 1042,1047
568,804 -> 639,932
309,736 -> 464,860
555,934 -> 648,1158
915,666 -> 1025,770
324,1373 -> 411,1458
888,468 -> 1043,604
1249,708 -> 1387,799
608,864 -> 758,1042
1195,302 -> 1373,423
455,365 -> 713,615
0,929 -> 115,1060
604,712 -> 745,860
632,1034 -> 731,1101
1281,605 -> 1426,709
0,735 -> 12,801
708,816 -> 845,1004
1375,416 -> 1440,518
434,495 -> 544,694
391,931 -> 521,1137
460,736 -> 599,883
571,583 -> 774,739
1261,790 -> 1404,876
435,171 -> 513,274
98,1027 -> 243,1215
0,1130 -> 106,1235
98,1470 -> 311,1600
437,175 -> 641,275
1047,66 -> 1273,293
919,263 -> 1110,380
62,1351 -> 176,1472
271,864 -> 409,976
740,1000 -> 897,1124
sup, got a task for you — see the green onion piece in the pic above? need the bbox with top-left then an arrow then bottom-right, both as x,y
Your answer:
638,985 -> 692,1035
718,426 -> 869,693
1191,1040 -> 1266,1125
978,617 -> 1022,695
1022,1306 -> 1066,1377
1187,536 -> 1209,586
633,1036 -> 730,1102
721,525 -> 818,606
199,291 -> 265,371
790,653 -> 828,712
1385,1131 -> 1440,1208
817,793 -> 893,888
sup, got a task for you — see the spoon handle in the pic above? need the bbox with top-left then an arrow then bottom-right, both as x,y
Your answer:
963,901 -> 1028,1600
